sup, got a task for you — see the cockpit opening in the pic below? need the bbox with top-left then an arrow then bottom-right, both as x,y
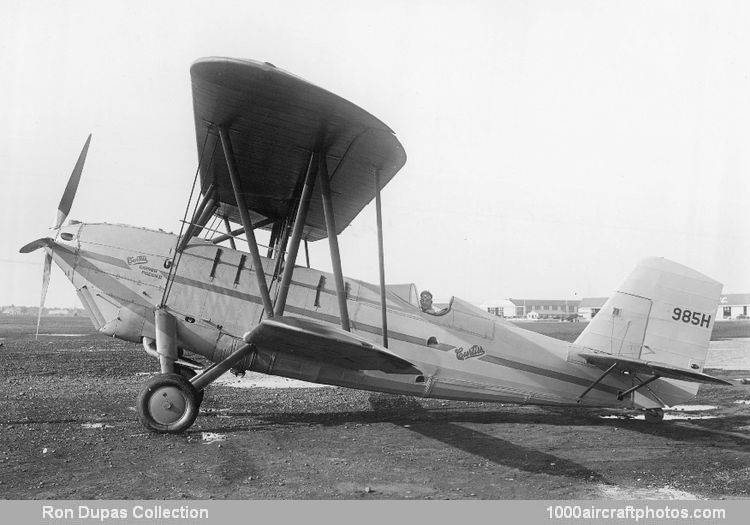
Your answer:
419,290 -> 450,316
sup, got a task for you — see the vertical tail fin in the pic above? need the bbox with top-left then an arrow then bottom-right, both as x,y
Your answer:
575,257 -> 722,405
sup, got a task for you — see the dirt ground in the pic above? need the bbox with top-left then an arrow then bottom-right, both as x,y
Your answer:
1,316 -> 748,500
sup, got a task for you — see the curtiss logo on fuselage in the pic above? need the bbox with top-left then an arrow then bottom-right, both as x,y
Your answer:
127,255 -> 148,266
455,344 -> 485,361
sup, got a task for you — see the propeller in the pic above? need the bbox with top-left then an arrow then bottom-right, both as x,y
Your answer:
56,134 -> 91,229
37,253 -> 52,339
21,135 -> 92,339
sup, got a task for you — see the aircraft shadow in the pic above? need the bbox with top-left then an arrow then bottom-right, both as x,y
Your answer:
403,419 -> 605,482
203,401 -> 750,454
203,401 -> 606,482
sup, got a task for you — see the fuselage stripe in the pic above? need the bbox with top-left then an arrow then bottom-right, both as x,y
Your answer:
168,273 -> 264,305
77,249 -> 131,269
479,355 -> 621,395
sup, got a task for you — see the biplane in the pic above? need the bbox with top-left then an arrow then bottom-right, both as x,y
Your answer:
21,58 -> 731,433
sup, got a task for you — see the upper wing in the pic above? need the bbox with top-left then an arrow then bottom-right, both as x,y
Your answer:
191,58 -> 407,241
579,350 -> 732,385
243,316 -> 421,374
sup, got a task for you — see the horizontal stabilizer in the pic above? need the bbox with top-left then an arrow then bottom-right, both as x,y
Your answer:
244,317 -> 421,374
579,350 -> 732,385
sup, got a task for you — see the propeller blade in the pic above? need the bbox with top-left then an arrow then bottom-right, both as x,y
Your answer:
19,237 -> 54,254
55,134 -> 91,229
36,252 -> 53,340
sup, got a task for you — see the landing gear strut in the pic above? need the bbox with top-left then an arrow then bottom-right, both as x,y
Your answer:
644,408 -> 664,424
137,373 -> 200,433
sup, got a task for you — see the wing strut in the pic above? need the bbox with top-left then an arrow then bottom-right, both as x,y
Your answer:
275,151 -> 318,316
219,126 -> 275,319
375,169 -> 388,348
176,184 -> 217,252
318,152 -> 351,332
210,217 -> 275,245
222,216 -> 237,249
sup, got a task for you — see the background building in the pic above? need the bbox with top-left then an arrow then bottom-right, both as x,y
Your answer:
482,293 -> 750,322
479,299 -> 516,318
510,299 -> 580,320
717,294 -> 750,320
577,297 -> 608,321
482,298 -> 580,320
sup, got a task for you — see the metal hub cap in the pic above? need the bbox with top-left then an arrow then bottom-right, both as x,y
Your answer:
148,386 -> 187,425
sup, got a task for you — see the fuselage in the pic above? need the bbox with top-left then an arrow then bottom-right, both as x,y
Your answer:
47,221 -> 649,410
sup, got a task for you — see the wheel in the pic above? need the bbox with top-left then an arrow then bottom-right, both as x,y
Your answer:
174,364 -> 204,406
137,373 -> 199,433
644,408 -> 664,424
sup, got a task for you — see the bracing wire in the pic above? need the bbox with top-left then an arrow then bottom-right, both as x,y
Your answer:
160,132 -> 216,306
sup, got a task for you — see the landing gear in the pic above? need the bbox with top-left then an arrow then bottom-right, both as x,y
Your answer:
137,373 -> 200,434
174,364 -> 204,406
644,408 -> 664,424
137,311 -> 257,433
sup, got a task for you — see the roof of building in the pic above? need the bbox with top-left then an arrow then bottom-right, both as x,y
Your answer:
479,299 -> 517,309
578,297 -> 608,308
478,293 -> 750,311
509,299 -> 580,307
719,293 -> 750,306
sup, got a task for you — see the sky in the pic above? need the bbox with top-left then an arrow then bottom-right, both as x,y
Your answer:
2,0 -> 749,309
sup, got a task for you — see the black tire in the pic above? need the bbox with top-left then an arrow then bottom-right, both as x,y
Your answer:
174,365 -> 204,406
644,408 -> 664,424
137,373 -> 199,433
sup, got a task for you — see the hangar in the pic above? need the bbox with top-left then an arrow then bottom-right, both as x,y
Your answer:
717,294 -> 750,320
481,299 -> 580,320
482,294 -> 750,321
479,299 -> 516,318
577,297 -> 608,321
509,299 -> 580,320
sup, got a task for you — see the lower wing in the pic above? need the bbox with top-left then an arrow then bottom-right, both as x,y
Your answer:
244,316 -> 421,375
